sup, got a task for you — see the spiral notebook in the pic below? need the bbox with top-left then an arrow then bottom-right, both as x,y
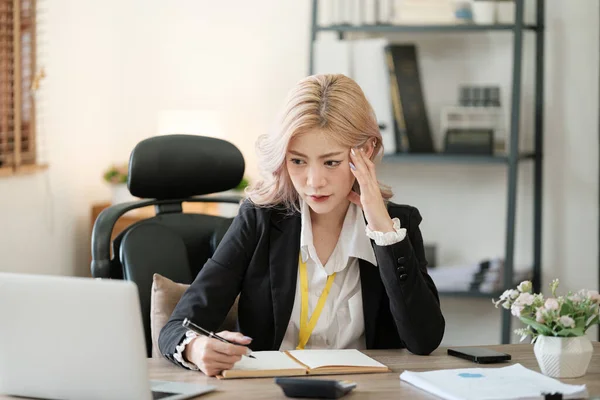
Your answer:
218,349 -> 390,379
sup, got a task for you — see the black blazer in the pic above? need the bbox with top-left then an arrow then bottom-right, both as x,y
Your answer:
158,200 -> 445,364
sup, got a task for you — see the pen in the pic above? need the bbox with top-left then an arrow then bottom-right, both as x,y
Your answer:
182,318 -> 256,359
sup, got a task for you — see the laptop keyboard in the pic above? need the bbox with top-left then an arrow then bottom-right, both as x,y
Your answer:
152,390 -> 178,399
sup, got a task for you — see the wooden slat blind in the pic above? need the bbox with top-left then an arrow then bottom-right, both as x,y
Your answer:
0,0 -> 38,175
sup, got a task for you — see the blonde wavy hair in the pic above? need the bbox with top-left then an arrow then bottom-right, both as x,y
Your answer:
246,73 -> 393,212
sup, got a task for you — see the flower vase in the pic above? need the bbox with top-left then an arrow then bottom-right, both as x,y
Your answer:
533,336 -> 593,378
111,183 -> 136,205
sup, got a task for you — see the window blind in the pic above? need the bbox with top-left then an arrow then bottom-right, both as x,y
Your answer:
0,0 -> 41,176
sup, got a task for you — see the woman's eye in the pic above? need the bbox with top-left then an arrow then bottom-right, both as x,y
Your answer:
325,160 -> 341,167
290,158 -> 304,165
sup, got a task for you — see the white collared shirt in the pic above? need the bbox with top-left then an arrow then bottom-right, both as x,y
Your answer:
174,201 -> 406,369
279,201 -> 404,351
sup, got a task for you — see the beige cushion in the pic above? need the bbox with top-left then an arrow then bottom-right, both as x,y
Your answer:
150,273 -> 239,358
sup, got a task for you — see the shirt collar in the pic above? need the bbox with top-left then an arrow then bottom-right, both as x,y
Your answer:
299,200 -> 378,270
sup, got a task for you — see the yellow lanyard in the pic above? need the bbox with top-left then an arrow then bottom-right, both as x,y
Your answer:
296,254 -> 337,350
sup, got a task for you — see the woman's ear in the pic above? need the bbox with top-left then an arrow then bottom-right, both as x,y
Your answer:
362,139 -> 377,159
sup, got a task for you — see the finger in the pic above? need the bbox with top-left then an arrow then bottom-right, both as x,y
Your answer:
347,191 -> 362,208
217,331 -> 253,345
354,149 -> 381,197
349,149 -> 369,186
358,146 -> 377,178
204,350 -> 242,365
349,163 -> 376,199
350,147 -> 367,170
201,368 -> 221,377
207,338 -> 250,357
202,363 -> 233,377
352,148 -> 377,185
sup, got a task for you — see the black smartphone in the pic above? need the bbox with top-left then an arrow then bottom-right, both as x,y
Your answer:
447,347 -> 511,364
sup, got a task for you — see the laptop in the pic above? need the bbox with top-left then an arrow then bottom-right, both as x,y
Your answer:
0,272 -> 215,400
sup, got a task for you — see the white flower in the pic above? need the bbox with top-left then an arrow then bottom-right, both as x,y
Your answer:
535,307 -> 545,323
514,328 -> 530,342
559,316 -> 575,329
544,298 -> 559,311
550,279 -> 560,296
569,294 -> 583,303
587,290 -> 600,302
515,292 -> 535,306
500,289 -> 519,301
517,281 -> 532,293
511,304 -> 524,317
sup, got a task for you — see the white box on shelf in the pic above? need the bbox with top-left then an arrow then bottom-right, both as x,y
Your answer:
440,106 -> 507,154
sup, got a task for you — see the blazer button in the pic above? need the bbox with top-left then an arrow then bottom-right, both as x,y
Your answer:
397,256 -> 406,265
396,266 -> 406,274
398,273 -> 408,282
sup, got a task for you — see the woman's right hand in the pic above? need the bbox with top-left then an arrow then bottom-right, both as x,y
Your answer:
183,331 -> 252,376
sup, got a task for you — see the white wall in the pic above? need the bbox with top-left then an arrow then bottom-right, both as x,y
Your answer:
0,0 -> 597,345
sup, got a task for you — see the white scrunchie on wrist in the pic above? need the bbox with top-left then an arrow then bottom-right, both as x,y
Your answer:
365,217 -> 406,246
173,330 -> 200,370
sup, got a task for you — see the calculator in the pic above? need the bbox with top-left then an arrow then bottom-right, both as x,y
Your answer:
274,377 -> 357,399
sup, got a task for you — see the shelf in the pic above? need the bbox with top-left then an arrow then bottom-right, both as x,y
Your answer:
438,290 -> 503,299
382,152 -> 536,164
310,0 -> 544,345
316,24 -> 539,34
0,163 -> 48,177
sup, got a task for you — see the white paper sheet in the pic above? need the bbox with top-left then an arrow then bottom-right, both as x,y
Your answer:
400,364 -> 588,400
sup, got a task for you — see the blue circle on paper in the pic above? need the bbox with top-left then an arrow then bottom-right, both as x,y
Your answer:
458,373 -> 484,378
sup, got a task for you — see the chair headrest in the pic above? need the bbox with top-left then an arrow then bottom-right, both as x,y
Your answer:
128,135 -> 245,200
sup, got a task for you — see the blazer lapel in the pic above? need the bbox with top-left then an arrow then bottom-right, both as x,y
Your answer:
269,209 -> 301,350
359,256 -> 382,348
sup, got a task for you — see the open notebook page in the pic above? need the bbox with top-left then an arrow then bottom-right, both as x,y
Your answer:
229,351 -> 304,372
287,349 -> 387,370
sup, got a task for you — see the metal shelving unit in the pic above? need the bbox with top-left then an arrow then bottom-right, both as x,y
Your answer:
309,0 -> 545,344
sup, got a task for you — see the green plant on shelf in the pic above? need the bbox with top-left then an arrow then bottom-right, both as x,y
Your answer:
235,176 -> 250,192
103,164 -> 128,185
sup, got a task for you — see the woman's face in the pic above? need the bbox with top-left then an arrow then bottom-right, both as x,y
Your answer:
286,130 -> 355,215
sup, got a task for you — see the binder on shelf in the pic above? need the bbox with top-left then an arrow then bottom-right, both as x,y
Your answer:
384,48 -> 409,153
386,44 -> 435,153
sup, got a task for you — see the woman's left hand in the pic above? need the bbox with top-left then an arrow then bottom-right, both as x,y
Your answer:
347,147 -> 395,233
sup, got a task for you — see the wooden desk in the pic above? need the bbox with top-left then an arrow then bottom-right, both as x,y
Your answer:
2,344 -> 598,399
146,343 -> 600,399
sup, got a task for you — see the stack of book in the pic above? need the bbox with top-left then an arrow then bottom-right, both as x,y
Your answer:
392,0 -> 457,25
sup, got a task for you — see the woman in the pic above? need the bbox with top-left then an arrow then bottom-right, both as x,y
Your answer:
158,74 -> 445,376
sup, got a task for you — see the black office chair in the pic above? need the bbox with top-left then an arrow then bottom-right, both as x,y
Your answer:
90,134 -> 245,357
